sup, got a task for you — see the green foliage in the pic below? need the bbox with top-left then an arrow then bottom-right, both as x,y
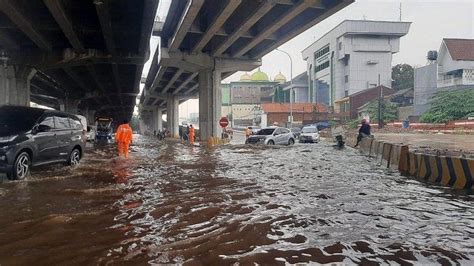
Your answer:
365,100 -> 399,122
392,64 -> 414,90
420,89 -> 474,123
347,119 -> 360,129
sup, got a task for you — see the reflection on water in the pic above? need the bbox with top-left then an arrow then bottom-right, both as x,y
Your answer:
0,136 -> 473,264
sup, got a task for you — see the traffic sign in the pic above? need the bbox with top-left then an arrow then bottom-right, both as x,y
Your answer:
219,117 -> 229,128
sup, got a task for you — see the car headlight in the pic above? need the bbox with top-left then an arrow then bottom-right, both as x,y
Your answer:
0,136 -> 16,143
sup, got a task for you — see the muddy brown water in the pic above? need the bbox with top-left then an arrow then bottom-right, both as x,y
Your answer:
0,135 -> 473,265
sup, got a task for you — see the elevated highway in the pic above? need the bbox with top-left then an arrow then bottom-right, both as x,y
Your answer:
139,0 -> 353,140
0,0 -> 159,123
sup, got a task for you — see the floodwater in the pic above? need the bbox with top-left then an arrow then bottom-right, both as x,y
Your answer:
0,135 -> 473,265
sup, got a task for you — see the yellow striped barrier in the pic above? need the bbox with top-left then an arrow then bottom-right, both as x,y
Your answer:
408,152 -> 473,190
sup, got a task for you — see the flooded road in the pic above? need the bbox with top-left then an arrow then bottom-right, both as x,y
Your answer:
0,135 -> 473,265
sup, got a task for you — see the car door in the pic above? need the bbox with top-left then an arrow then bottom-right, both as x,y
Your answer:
33,115 -> 57,163
280,128 -> 291,144
274,128 -> 285,145
53,114 -> 72,160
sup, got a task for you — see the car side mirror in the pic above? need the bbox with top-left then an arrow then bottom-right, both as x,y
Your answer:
273,133 -> 279,136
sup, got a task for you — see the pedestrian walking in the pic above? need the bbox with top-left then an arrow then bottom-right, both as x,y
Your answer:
189,124 -> 195,145
179,126 -> 183,141
355,119 -> 371,147
116,120 -> 133,158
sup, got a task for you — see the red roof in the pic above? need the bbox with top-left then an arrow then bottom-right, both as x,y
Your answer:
444,39 -> 474,61
261,103 -> 327,113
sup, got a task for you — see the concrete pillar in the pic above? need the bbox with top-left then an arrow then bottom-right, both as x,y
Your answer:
199,69 -> 222,141
87,109 -> 96,124
0,65 -> 36,106
139,116 -> 146,135
59,98 -> 80,113
167,95 -> 179,138
154,107 -> 164,131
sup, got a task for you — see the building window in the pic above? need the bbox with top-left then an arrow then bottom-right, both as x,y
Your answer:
315,61 -> 330,73
345,90 -> 348,97
338,42 -> 342,50
314,44 -> 330,60
345,75 -> 349,83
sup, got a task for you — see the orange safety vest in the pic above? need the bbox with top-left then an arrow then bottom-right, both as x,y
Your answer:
189,127 -> 195,137
116,124 -> 133,143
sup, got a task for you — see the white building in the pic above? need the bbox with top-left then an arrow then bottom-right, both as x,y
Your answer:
302,20 -> 411,109
414,39 -> 474,115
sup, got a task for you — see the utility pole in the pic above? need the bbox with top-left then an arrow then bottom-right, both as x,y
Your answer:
399,2 -> 402,22
276,48 -> 293,128
378,74 -> 384,129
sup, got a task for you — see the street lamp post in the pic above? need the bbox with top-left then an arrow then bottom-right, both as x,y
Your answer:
276,48 -> 293,128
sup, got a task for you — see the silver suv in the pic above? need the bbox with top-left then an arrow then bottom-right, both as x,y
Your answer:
245,127 -> 295,145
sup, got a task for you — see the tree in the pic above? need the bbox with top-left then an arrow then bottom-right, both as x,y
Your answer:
392,64 -> 414,90
420,89 -> 474,123
365,100 -> 399,122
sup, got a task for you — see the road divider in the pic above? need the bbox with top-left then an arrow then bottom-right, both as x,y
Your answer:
354,136 -> 473,190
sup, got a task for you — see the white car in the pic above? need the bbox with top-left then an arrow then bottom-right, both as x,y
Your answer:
299,126 -> 320,143
245,127 -> 295,145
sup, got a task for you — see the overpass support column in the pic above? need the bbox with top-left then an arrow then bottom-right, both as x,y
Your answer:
199,69 -> 222,142
167,96 -> 179,138
59,99 -> 80,113
0,65 -> 36,106
154,107 -> 164,131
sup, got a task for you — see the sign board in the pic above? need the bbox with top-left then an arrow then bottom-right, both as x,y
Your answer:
219,117 -> 229,128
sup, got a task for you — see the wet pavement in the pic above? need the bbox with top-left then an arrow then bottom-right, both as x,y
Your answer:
0,135 -> 473,265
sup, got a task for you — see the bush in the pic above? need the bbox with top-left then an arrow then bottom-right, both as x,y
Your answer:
420,89 -> 474,123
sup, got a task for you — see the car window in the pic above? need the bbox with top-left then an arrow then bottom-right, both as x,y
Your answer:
302,127 -> 317,133
281,128 -> 290,134
274,128 -> 282,134
69,117 -> 83,130
38,116 -> 55,131
256,128 -> 275,135
54,115 -> 71,130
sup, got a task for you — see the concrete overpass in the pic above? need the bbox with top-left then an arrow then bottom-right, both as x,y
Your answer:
139,0 -> 354,140
0,0 -> 159,123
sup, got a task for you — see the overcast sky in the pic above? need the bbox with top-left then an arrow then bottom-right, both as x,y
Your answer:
141,0 -> 474,118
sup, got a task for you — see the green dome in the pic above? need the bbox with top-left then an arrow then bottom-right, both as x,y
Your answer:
251,68 -> 269,82
240,72 -> 252,82
274,72 -> 287,83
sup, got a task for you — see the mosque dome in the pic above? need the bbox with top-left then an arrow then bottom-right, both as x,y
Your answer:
240,72 -> 252,82
274,72 -> 287,83
251,68 -> 269,82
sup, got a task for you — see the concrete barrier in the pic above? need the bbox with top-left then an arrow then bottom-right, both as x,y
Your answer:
389,144 -> 409,173
359,137 -> 373,155
354,135 -> 473,190
407,152 -> 473,190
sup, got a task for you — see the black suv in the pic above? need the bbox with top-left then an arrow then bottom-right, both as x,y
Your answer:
0,106 -> 85,180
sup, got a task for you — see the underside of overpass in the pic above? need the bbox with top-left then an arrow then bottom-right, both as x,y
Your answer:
0,0 -> 159,123
139,0 -> 353,140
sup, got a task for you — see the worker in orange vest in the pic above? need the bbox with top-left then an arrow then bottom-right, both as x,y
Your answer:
116,120 -> 133,158
189,124 -> 195,145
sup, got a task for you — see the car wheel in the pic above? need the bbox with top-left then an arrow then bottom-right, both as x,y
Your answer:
267,140 -> 275,145
288,138 -> 295,145
11,152 -> 31,180
68,148 -> 81,166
